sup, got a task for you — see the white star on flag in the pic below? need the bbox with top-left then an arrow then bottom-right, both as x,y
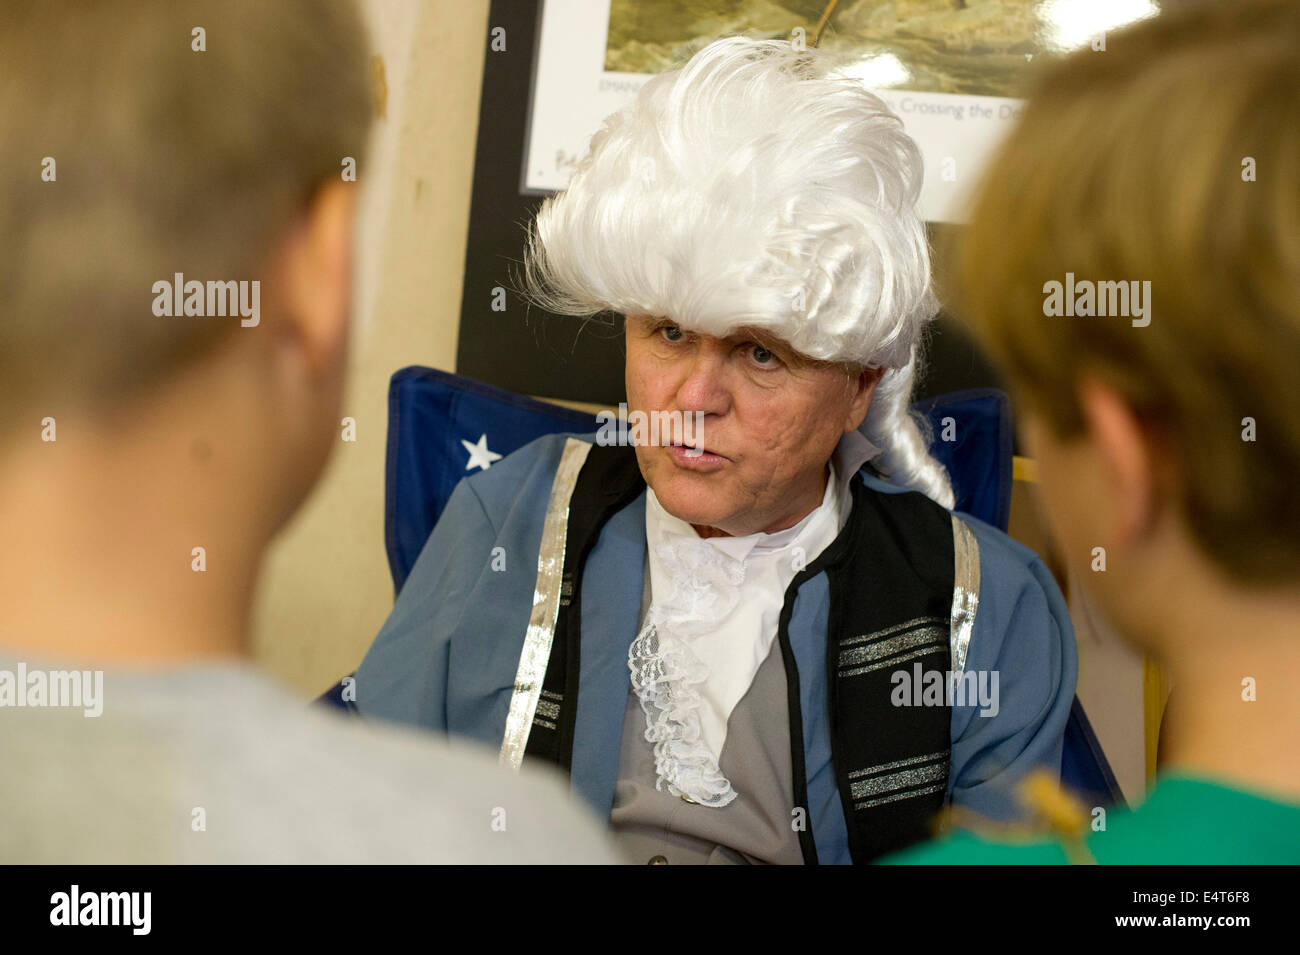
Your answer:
461,433 -> 503,471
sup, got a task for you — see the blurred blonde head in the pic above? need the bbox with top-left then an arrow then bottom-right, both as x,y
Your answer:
0,0 -> 372,438
951,0 -> 1300,582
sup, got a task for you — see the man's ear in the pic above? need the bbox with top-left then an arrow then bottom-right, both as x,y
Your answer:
1077,376 -> 1157,547
844,365 -> 884,433
276,180 -> 359,375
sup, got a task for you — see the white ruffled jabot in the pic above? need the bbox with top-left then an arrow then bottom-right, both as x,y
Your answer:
628,536 -> 747,807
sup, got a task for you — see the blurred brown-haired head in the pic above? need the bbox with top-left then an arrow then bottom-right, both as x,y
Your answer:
950,0 -> 1300,583
0,0 -> 372,435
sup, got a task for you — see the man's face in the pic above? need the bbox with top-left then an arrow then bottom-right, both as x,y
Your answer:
624,314 -> 877,536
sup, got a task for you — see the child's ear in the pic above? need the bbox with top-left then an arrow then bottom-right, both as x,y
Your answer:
275,181 -> 358,376
1077,376 -> 1157,547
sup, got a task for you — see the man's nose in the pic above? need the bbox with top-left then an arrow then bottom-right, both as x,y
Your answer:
675,342 -> 731,418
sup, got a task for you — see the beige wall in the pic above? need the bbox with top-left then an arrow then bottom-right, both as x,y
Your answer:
251,0 -> 491,697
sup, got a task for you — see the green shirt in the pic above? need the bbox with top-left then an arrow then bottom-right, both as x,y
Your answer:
882,775 -> 1300,864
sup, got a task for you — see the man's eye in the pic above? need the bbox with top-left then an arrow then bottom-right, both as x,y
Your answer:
660,325 -> 684,343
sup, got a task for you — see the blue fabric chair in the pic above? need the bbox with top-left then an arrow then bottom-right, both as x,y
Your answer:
320,366 -> 1124,810
1063,697 -> 1126,808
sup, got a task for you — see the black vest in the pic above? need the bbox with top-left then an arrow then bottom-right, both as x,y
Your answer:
523,443 -> 960,864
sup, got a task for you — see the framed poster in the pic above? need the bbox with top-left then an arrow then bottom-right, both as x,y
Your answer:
522,0 -> 1159,219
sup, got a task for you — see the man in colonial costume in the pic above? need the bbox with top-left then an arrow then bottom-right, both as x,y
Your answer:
355,37 -> 1076,864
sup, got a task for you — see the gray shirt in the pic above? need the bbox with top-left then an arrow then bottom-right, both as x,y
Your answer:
609,559 -> 805,865
0,656 -> 620,864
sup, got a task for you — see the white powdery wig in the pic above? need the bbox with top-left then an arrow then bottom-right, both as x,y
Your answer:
525,36 -> 953,507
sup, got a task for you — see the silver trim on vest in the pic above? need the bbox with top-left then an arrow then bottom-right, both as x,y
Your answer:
848,750 -> 950,810
838,618 -> 947,670
949,515 -> 981,678
499,438 -> 593,770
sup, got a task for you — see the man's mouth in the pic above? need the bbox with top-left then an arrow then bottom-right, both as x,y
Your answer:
667,444 -> 728,466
